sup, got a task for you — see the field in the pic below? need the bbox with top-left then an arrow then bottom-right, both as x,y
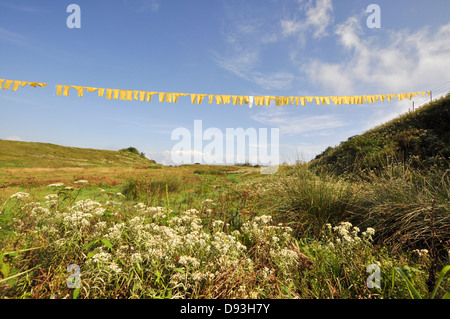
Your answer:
1,157 -> 449,299
1,94 -> 450,301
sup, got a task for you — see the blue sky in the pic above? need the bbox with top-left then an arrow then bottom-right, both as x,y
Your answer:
1,0 -> 450,165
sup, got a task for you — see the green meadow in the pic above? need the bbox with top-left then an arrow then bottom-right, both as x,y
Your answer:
0,96 -> 449,299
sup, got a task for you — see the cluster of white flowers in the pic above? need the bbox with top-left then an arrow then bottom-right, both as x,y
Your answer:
44,194 -> 58,200
30,206 -> 51,218
178,256 -> 200,269
325,222 -> 376,246
412,249 -> 429,257
270,247 -> 299,270
134,203 -> 170,220
74,180 -> 88,184
87,250 -> 122,275
47,183 -> 64,187
105,200 -> 121,207
211,231 -> 247,257
361,227 -> 375,241
63,210 -> 93,227
70,199 -> 102,213
104,222 -> 126,241
241,215 -> 293,248
10,192 -> 30,200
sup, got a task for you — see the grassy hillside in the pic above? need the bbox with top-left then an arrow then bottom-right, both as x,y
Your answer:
0,140 -> 158,168
310,94 -> 450,177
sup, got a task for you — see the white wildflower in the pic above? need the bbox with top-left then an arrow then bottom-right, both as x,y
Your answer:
178,256 -> 200,269
130,252 -> 143,264
10,192 -> 30,200
47,183 -> 64,187
74,180 -> 88,184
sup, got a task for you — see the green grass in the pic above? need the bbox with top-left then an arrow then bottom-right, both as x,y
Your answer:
0,140 -> 159,168
310,94 -> 450,177
0,96 -> 449,299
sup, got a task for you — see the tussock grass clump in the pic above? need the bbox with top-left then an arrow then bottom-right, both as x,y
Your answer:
262,164 -> 358,237
121,175 -> 181,200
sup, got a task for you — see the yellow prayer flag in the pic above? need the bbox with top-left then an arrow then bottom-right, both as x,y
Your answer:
56,85 -> 63,96
126,90 -> 133,101
265,96 -> 275,105
244,96 -> 249,104
209,95 -> 214,104
71,86 -> 84,97
166,92 -> 173,103
113,89 -> 120,99
21,81 -> 29,87
174,93 -> 189,103
3,80 -> 13,90
139,91 -> 146,102
0,79 -> 4,89
85,87 -> 98,93
63,85 -> 70,96
232,96 -> 239,105
159,93 -> 166,102
255,96 -> 264,105
221,95 -> 231,104
173,93 -> 180,103
197,94 -> 207,104
106,89 -> 113,99
146,92 -> 157,102
98,88 -> 105,97
191,94 -> 197,104
120,90 -> 127,100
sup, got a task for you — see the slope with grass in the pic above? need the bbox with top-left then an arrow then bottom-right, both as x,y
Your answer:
310,94 -> 450,176
0,140 -> 158,168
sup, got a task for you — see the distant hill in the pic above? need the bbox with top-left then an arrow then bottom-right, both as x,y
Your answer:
0,140 -> 159,168
310,94 -> 450,176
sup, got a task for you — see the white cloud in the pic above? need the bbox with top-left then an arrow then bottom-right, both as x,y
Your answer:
305,17 -> 450,95
250,108 -> 347,136
212,5 -> 294,90
5,136 -> 24,141
281,0 -> 334,41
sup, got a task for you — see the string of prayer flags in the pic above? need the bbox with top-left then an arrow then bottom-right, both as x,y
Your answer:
0,77 -> 432,108
53,83 -> 437,108
0,79 -> 47,92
